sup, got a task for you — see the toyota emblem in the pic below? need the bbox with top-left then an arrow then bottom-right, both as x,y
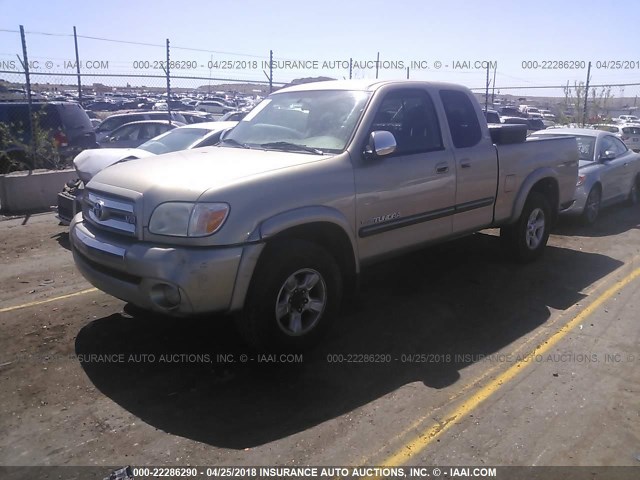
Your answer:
92,200 -> 107,221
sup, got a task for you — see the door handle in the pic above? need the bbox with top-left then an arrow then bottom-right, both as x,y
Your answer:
460,161 -> 471,169
436,163 -> 449,174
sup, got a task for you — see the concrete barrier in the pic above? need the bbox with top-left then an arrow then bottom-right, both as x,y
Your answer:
0,168 -> 76,215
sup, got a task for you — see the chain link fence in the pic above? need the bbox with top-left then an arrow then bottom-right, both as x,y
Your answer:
2,25 -> 640,174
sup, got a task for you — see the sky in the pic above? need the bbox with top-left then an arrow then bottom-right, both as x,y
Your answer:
1,0 -> 640,98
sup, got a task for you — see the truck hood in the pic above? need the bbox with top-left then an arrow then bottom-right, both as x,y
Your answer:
88,146 -> 331,200
74,147 -> 155,183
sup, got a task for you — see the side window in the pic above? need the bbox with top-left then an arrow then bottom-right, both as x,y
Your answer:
439,89 -> 482,148
112,124 -> 139,141
7,106 -> 31,130
152,124 -> 171,138
599,136 -> 619,157
369,90 -> 443,155
611,137 -> 628,155
40,105 -> 62,133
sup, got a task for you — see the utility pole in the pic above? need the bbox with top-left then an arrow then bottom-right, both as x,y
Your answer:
73,27 -> 82,104
18,25 -> 35,167
269,50 -> 273,93
166,38 -> 171,123
491,64 -> 497,105
349,58 -> 353,80
484,63 -> 490,112
583,61 -> 592,126
406,67 -> 410,79
375,52 -> 379,79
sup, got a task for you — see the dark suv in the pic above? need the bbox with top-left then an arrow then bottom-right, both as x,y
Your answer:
0,101 -> 97,171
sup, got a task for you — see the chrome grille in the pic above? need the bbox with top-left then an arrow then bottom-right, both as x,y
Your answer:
84,191 -> 137,237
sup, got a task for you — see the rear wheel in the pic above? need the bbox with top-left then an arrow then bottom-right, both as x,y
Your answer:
237,239 -> 342,350
628,176 -> 639,206
582,187 -> 601,225
500,192 -> 551,263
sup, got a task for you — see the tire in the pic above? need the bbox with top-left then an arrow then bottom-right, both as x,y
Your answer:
581,186 -> 601,225
237,239 -> 343,350
500,192 -> 551,263
627,176 -> 639,206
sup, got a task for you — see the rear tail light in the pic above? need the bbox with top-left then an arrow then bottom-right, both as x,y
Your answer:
576,174 -> 586,187
54,131 -> 68,148
622,136 -> 630,141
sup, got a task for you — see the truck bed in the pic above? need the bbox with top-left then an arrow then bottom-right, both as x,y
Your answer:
493,135 -> 579,224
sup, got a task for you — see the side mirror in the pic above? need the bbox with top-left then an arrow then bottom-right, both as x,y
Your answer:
600,150 -> 616,161
364,130 -> 396,158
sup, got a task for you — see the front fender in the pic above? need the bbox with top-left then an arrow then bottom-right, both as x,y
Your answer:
229,206 -> 359,312
252,205 -> 357,252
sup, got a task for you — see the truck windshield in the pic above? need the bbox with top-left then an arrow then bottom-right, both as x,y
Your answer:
222,90 -> 371,154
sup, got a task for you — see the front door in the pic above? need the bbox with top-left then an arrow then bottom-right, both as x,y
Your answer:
354,88 -> 456,263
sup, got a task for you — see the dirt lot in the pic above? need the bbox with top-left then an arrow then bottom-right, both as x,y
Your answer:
1,206 -> 639,475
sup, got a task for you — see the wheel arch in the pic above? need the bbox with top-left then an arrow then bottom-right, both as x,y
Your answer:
509,170 -> 559,225
231,207 -> 359,312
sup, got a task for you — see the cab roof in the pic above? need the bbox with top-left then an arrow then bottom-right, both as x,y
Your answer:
276,79 -> 471,94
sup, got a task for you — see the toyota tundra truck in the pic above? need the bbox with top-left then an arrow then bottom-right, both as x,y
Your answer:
69,80 -> 578,349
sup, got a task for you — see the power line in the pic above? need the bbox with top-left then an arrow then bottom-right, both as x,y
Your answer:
17,30 -> 269,59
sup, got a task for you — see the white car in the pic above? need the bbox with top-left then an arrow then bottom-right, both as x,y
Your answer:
56,121 -> 237,224
195,100 -> 232,114
614,115 -> 639,124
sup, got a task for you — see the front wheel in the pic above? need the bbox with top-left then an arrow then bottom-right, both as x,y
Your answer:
500,192 -> 551,263
237,239 -> 342,350
582,187 -> 601,225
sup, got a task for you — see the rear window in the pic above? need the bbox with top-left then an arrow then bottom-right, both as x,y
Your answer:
55,103 -> 92,130
96,116 -> 132,133
439,90 -> 482,148
484,111 -> 501,124
622,127 -> 640,135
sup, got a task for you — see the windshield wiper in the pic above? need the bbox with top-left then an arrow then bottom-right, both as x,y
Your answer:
259,141 -> 323,155
219,138 -> 250,149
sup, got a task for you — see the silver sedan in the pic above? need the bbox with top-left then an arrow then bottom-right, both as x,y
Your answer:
530,128 -> 640,224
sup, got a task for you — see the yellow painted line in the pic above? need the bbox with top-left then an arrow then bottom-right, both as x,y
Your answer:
357,259 -> 634,468
0,288 -> 98,313
378,265 -> 640,468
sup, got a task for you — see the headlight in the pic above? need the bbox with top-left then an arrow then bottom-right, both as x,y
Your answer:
149,202 -> 229,237
576,174 -> 586,187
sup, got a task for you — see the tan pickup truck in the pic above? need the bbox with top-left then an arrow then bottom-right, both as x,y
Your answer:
70,80 -> 578,349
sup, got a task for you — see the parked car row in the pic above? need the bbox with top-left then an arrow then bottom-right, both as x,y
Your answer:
55,89 -> 261,114
483,109 -> 549,131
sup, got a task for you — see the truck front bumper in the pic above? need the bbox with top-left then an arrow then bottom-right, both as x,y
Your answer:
70,215 -> 249,315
